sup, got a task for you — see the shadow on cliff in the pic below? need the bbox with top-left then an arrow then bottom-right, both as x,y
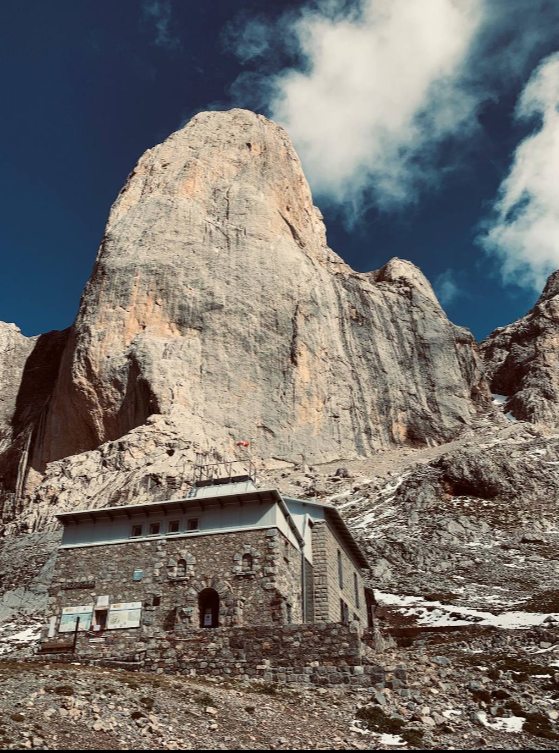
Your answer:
0,329 -> 70,496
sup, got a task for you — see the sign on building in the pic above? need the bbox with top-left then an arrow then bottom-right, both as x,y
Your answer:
59,605 -> 93,633
107,602 -> 142,630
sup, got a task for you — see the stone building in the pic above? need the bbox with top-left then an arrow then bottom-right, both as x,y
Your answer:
42,470 -> 372,650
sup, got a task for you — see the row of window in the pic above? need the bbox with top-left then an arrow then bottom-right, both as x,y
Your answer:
130,518 -> 199,539
337,549 -> 361,609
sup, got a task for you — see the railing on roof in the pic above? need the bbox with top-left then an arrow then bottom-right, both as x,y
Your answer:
191,452 -> 257,489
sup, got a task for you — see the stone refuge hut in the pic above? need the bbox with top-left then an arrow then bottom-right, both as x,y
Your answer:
38,465 -> 380,682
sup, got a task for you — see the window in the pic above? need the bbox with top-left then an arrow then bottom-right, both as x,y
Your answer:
176,559 -> 187,578
354,572 -> 360,608
153,596 -> 161,607
338,550 -> 343,589
168,520 -> 180,534
187,518 -> 199,531
92,609 -> 108,631
132,569 -> 143,582
242,553 -> 253,572
131,524 -> 143,538
149,522 -> 161,536
286,603 -> 293,624
340,599 -> 349,624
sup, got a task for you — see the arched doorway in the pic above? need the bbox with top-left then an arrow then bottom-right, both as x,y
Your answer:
199,588 -> 220,628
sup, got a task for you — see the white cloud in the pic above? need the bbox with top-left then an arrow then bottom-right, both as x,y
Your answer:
142,0 -> 180,51
222,15 -> 273,64
226,0 -> 559,223
268,0 -> 483,217
478,53 -> 559,291
434,269 -> 462,306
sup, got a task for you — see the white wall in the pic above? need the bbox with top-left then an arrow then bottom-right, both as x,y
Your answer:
61,500 -> 279,549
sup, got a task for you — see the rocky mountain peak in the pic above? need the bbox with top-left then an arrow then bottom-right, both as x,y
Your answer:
0,108 -> 491,524
373,257 -> 440,306
537,268 -> 559,305
480,267 -> 559,424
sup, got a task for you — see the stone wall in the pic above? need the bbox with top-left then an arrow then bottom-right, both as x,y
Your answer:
311,521 -> 368,624
47,528 -> 304,634
44,623 -> 386,688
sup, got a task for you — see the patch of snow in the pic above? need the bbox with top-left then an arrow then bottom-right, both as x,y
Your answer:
337,497 -> 365,510
479,712 -> 525,733
376,591 -> 559,630
377,733 -> 406,746
443,709 -> 462,719
8,626 -> 40,643
0,621 -> 42,656
492,394 -> 507,406
327,490 -> 351,503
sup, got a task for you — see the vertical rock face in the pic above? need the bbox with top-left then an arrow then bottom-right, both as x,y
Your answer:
480,269 -> 559,425
0,323 -> 35,453
0,109 -> 492,529
0,327 -> 69,516
31,109 -> 489,472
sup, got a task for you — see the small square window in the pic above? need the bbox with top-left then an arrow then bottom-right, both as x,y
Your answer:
153,595 -> 161,607
187,518 -> 199,531
131,524 -> 143,538
149,522 -> 161,536
168,520 -> 180,534
284,539 -> 291,562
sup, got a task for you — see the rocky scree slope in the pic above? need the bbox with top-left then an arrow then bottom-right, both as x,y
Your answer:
275,417 -> 559,625
481,269 -> 559,426
0,108 -> 490,528
1,624 -> 559,750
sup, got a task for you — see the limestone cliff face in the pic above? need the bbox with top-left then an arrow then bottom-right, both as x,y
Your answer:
32,109 -> 489,471
0,110 -> 492,527
480,270 -> 559,425
0,323 -> 35,453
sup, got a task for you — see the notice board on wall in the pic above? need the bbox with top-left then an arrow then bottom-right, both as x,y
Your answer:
59,605 -> 93,633
107,601 -> 142,630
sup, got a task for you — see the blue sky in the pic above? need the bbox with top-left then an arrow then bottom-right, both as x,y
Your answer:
1,0 -> 559,339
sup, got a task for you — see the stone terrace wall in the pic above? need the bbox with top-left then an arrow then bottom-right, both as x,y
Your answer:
43,623 -> 386,688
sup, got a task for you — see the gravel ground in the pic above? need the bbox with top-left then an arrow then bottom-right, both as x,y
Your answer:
1,623 -> 559,750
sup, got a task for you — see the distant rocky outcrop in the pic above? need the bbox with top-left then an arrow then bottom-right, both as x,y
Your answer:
0,109 -> 491,526
336,421 -> 559,612
480,270 -> 559,425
